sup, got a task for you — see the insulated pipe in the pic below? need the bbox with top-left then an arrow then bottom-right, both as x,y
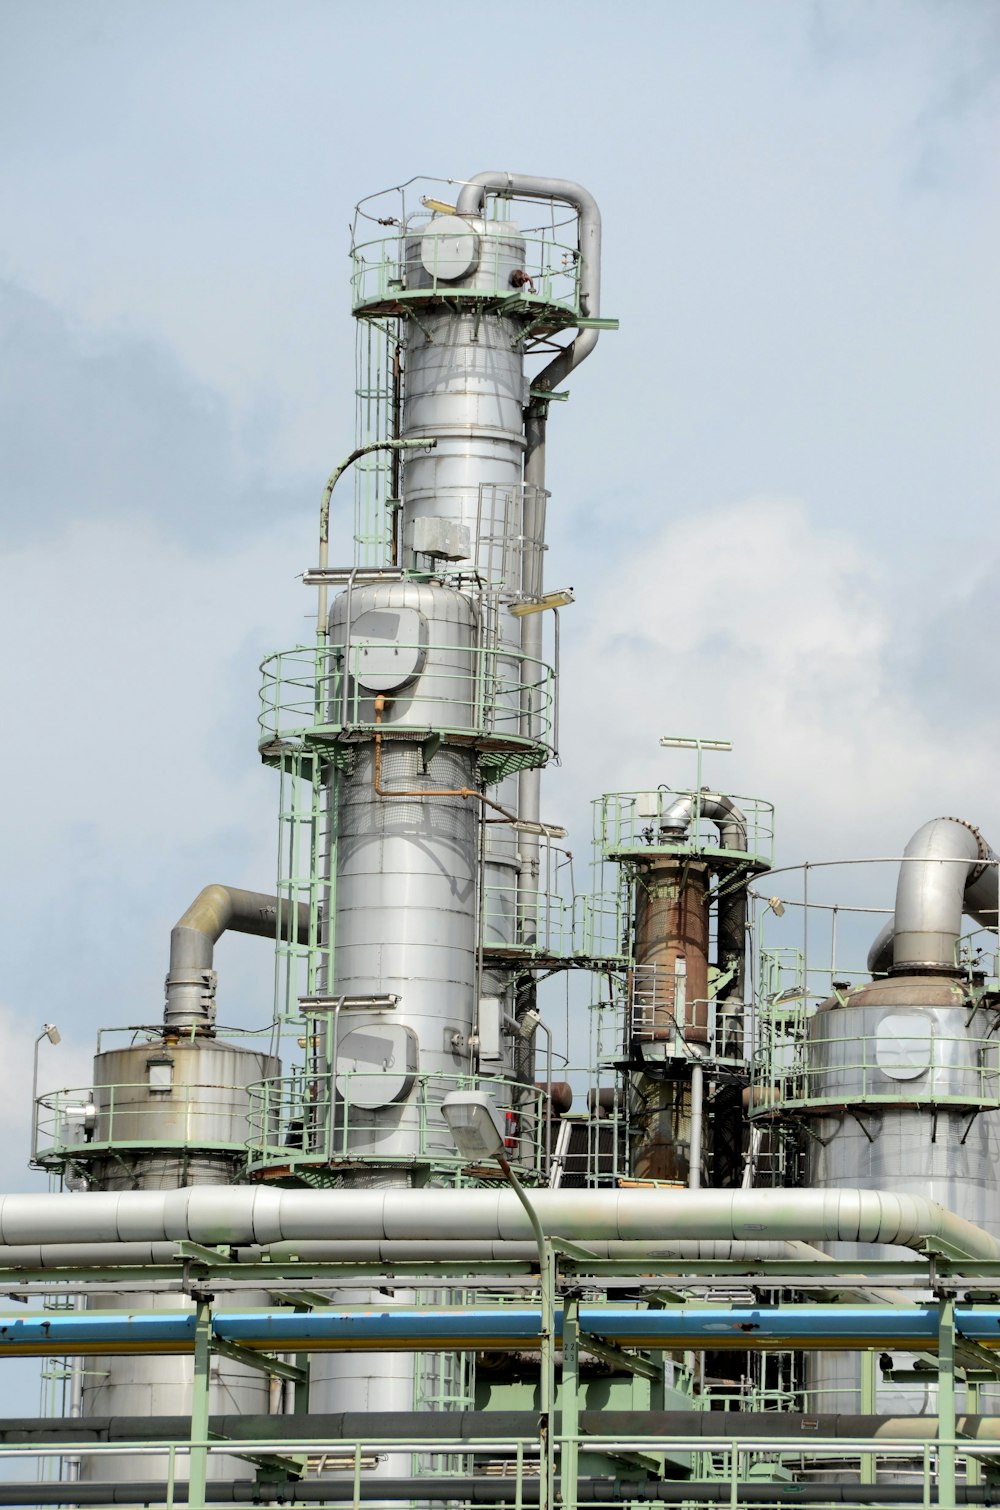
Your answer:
0,1187 -> 996,1259
454,175 -> 604,948
0,1481 -> 991,1506
454,172 -> 602,394
165,886 -> 309,1031
0,1236 -> 836,1269
688,1062 -> 704,1190
9,1411 -> 1000,1444
866,817 -> 999,975
659,791 -> 748,853
0,1302 -> 994,1354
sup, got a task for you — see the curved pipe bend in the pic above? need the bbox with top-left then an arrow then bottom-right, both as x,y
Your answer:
659,790 -> 747,854
867,817 -> 998,975
166,885 -> 309,1031
455,171 -> 602,393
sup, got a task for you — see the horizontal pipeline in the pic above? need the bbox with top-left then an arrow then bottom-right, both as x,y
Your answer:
4,1411 -> 1000,1444
0,1479 -> 992,1505
0,1186 -> 995,1260
0,1304 -> 994,1356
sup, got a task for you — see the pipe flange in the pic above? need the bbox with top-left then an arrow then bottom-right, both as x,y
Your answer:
937,815 -> 990,884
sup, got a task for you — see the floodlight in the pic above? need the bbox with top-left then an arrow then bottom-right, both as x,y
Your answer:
509,589 -> 575,617
43,1024 -> 61,1046
441,1090 -> 506,1161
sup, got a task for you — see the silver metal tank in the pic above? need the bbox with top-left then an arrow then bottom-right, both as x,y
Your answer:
399,216 -> 535,1068
80,1039 -> 279,1486
325,580 -> 480,1164
308,201 -> 571,1467
803,975 -> 1000,1416
90,1038 -> 280,1161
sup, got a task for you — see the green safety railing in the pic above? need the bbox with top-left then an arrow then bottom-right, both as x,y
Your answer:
32,1081 -> 259,1169
4,1432 -> 995,1506
350,229 -> 583,319
750,1014 -> 1000,1115
259,640 -> 555,767
593,786 -> 775,870
246,1067 -> 547,1181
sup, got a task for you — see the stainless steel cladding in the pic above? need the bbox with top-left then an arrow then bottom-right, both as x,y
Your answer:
325,582 -> 480,1164
804,975 -> 1000,1414
90,1040 -> 280,1156
80,1040 -> 278,1484
328,579 -> 480,731
867,817 -> 999,974
400,222 -> 527,541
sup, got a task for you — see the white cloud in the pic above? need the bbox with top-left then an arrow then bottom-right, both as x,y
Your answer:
559,495 -> 1000,868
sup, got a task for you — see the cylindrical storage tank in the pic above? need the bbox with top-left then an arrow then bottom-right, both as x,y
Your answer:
803,975 -> 1000,1418
90,1039 -> 281,1158
79,1039 -> 279,1486
325,582 -> 481,1167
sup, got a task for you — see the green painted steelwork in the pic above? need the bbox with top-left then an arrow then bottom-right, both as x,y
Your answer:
246,1067 -> 547,1184
258,641 -> 555,778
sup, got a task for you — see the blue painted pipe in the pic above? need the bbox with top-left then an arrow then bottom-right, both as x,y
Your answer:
0,1303 -> 993,1357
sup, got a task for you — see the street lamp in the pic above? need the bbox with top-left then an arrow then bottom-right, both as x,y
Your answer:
441,1090 -> 555,1510
30,1024 -> 61,1164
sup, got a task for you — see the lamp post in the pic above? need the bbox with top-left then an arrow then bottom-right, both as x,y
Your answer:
441,1090 -> 556,1510
30,1023 -> 61,1165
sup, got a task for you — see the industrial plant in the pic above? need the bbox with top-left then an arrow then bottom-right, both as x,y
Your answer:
5,169 -> 1000,1508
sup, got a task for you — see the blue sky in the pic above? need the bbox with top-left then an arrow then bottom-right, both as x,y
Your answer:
1,0 -> 999,1193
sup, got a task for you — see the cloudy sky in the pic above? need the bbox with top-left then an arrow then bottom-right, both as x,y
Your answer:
1,0 -> 999,1196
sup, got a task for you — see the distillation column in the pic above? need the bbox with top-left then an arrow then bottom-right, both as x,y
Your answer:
307,175 -> 606,1441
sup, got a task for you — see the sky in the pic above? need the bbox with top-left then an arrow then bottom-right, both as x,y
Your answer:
1,0 -> 999,1202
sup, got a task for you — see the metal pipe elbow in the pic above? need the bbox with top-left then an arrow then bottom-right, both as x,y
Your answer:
869,817 -> 998,975
166,885 -> 309,1032
659,791 -> 748,853
455,171 -> 602,389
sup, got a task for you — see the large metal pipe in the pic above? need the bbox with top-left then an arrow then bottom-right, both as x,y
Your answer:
8,1410 -> 1000,1444
0,1187 -> 995,1258
867,817 -> 998,975
0,1236 -> 838,1268
0,1480 -> 992,1505
454,172 -> 602,393
453,173 -> 603,951
166,885 -> 309,1030
1,1302 -> 993,1355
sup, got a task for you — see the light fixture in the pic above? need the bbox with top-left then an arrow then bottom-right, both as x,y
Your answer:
767,897 -> 786,918
510,819 -> 567,839
440,1090 -> 506,1161
31,1024 -> 62,1165
509,588 -> 575,617
421,196 -> 458,215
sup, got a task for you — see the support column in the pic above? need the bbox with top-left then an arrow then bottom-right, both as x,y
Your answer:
189,1295 -> 212,1509
938,1296 -> 957,1506
560,1293 -> 580,1510
860,1349 -> 876,1486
